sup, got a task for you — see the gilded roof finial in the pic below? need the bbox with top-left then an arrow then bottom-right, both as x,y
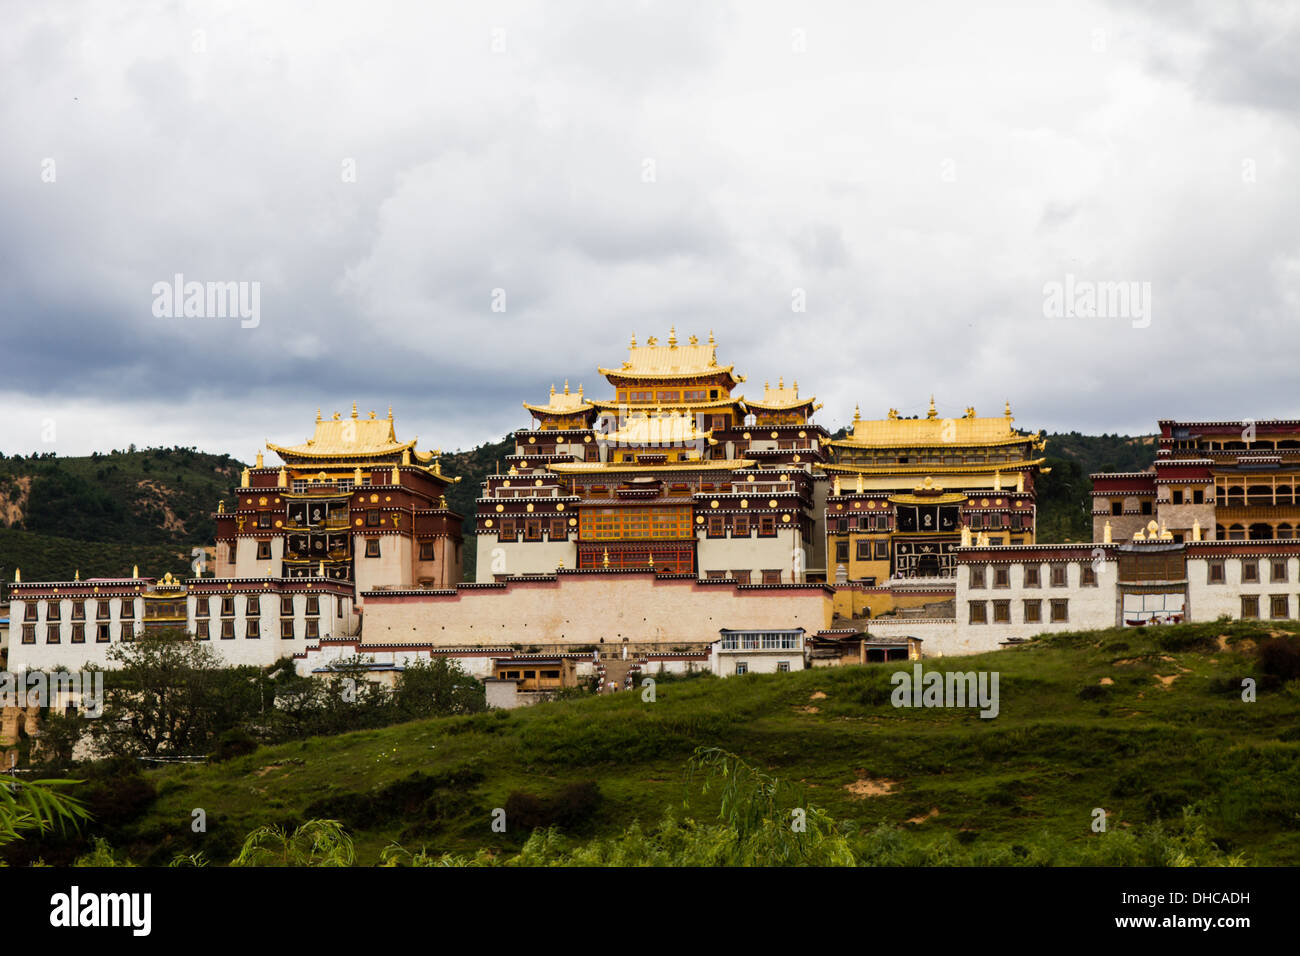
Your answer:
793,381 -> 799,396
132,564 -> 139,579
853,404 -> 861,423
765,381 -> 770,391
256,450 -> 264,469
1005,400 -> 1012,418
602,548 -> 610,568
708,329 -> 715,345
550,383 -> 556,396
218,499 -> 225,513
319,560 -> 325,577
927,395 -> 937,420
13,568 -> 19,583
648,552 -> 655,567
778,376 -> 784,390
388,405 -> 393,420
75,569 -> 80,581
630,333 -> 637,347
369,409 -> 376,420
564,379 -> 570,394
316,408 -> 322,422
578,383 -> 584,397
351,401 -> 358,420
668,327 -> 677,347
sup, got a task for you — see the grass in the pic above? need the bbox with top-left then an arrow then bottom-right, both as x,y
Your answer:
37,620 -> 1300,865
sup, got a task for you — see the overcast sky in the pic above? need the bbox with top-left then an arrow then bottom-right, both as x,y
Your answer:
2,0 -> 1297,462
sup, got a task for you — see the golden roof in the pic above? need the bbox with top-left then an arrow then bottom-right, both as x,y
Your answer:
598,329 -> 740,380
747,378 -> 820,411
267,404 -> 435,462
600,413 -> 717,446
523,382 -> 593,416
832,400 -> 1041,449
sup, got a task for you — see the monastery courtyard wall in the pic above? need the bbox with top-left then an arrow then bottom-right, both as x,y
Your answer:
359,569 -> 833,650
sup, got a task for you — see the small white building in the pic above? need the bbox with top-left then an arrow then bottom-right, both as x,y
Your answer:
710,627 -> 806,676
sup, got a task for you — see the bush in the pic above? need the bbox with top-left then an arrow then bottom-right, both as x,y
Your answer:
1258,638 -> 1300,686
504,781 -> 602,833
210,728 -> 259,762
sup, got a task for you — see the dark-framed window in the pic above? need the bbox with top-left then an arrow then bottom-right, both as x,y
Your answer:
1208,560 -> 1225,584
1242,561 -> 1259,583
969,601 -> 987,624
1241,595 -> 1259,619
246,618 -> 260,638
71,624 -> 85,644
1023,599 -> 1042,623
196,621 -> 210,640
365,538 -> 381,558
993,600 -> 1010,623
969,566 -> 986,589
1269,595 -> 1289,620
221,620 -> 235,639
993,567 -> 1010,588
257,540 -> 272,560
1050,599 -> 1069,623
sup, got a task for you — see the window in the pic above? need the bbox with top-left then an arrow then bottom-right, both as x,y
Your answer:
1241,595 -> 1259,620
874,540 -> 889,560
246,618 -> 260,638
258,512 -> 271,529
1193,489 -> 1204,504
1140,500 -> 1153,515
1242,561 -> 1259,583
48,603 -> 62,620
993,567 -> 1009,589
71,624 -> 85,644
96,624 -> 110,643
993,600 -> 1010,623
762,570 -> 782,585
732,570 -> 751,584
281,619 -> 294,638
1050,564 -> 1067,587
1050,599 -> 1069,623
280,596 -> 294,615
72,602 -> 86,621
1208,560 -> 1225,584
221,597 -> 235,616
306,595 -> 319,615
1269,595 -> 1289,620
1024,564 -> 1040,588
499,519 -> 516,540
1271,560 -> 1288,583
257,540 -> 272,560
857,540 -> 871,560
22,625 -> 35,644
228,543 -> 237,563
1111,500 -> 1123,515
835,541 -> 849,562
549,520 -> 566,540
366,539 -> 381,558
96,601 -> 110,620
735,662 -> 748,675
525,520 -> 542,540
1172,489 -> 1184,505
777,662 -> 790,673
1023,599 -> 1042,623
969,601 -> 987,624
759,516 -> 776,537
23,604 -> 37,621
247,596 -> 260,615
733,516 -> 749,537
969,566 -> 986,589
1081,563 -> 1097,587
366,510 -> 381,527
196,621 -> 210,640
708,516 -> 725,537
120,601 -> 135,619
195,598 -> 210,618
306,620 -> 319,639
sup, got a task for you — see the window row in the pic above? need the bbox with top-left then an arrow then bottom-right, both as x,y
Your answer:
969,563 -> 1096,588
27,601 -> 137,621
1207,559 -> 1292,584
969,599 -> 1069,624
1239,595 -> 1295,620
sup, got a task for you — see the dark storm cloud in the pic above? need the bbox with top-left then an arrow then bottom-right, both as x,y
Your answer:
0,0 -> 1297,460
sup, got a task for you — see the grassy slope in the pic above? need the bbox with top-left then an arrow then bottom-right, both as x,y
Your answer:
122,620 -> 1300,866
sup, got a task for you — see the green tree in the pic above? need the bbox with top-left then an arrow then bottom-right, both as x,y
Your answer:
392,657 -> 486,719
0,778 -> 89,848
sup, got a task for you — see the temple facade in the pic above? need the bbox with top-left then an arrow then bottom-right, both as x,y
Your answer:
821,400 -> 1047,623
214,405 -> 464,592
475,331 -> 831,585
1092,418 -> 1300,545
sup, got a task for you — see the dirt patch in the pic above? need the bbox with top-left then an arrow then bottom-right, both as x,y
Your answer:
136,479 -> 188,534
796,705 -> 820,714
1153,673 -> 1179,688
809,691 -> 827,701
0,475 -> 31,526
845,773 -> 897,798
907,807 -> 940,824
1099,677 -> 1114,686
253,764 -> 283,777
1112,658 -> 1140,667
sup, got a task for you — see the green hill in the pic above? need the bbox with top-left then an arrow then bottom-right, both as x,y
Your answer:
50,619 -> 1300,866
